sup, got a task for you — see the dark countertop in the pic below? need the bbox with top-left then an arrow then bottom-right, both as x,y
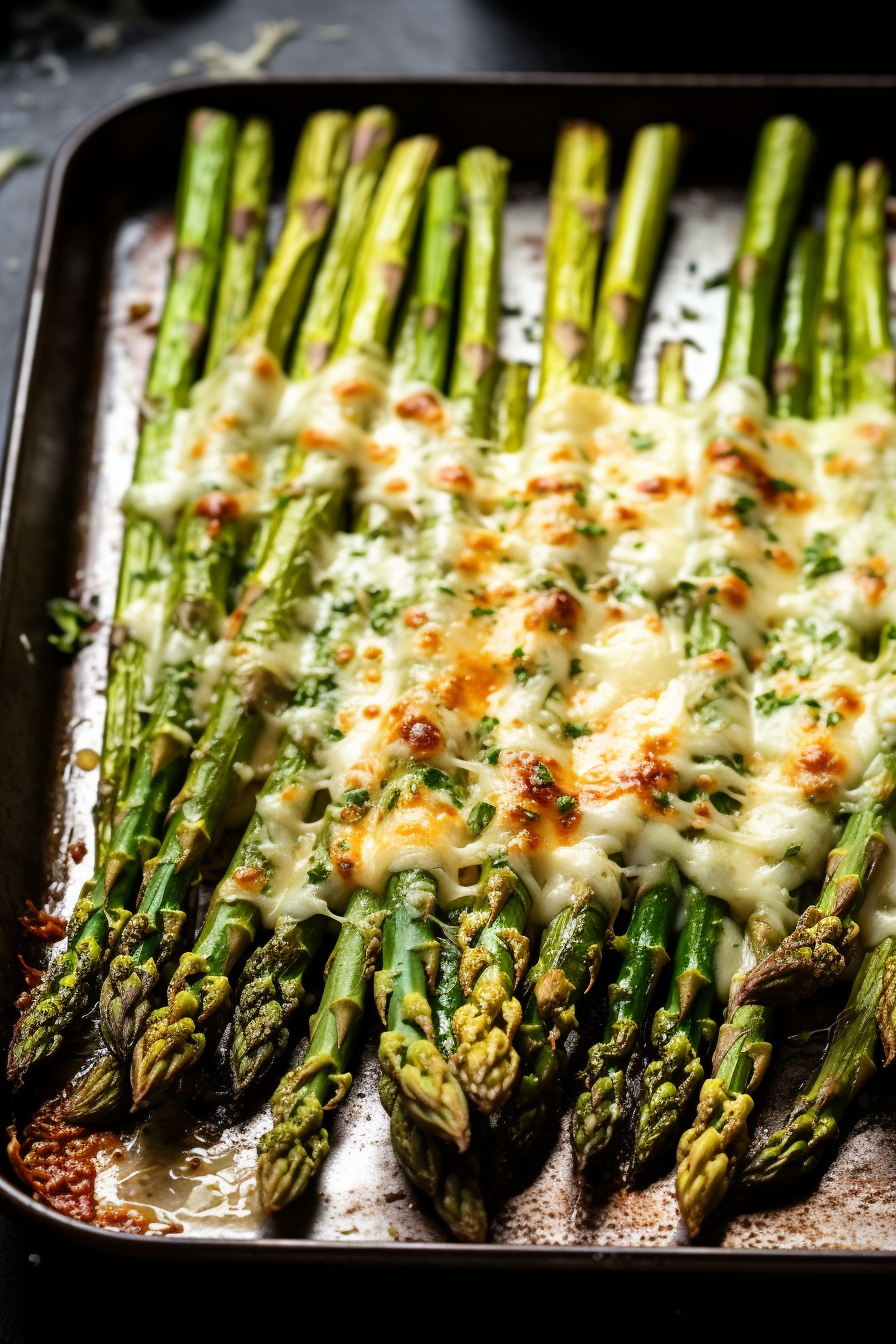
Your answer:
0,5 -> 892,1335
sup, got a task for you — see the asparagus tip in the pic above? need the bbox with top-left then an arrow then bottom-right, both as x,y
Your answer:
631,1024 -> 704,1176
256,1098 -> 329,1213
381,1034 -> 470,1149
738,908 -> 855,1007
675,1077 -> 753,1238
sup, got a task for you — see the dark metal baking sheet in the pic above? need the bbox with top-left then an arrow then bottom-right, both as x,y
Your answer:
3,73 -> 896,1268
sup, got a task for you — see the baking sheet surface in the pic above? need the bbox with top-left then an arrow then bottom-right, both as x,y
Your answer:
20,186 -> 896,1252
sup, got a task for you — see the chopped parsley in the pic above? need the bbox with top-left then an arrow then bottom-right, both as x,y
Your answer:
575,521 -> 607,537
630,430 -> 655,451
470,606 -> 494,618
784,842 -> 802,858
468,801 -> 496,836
47,597 -> 96,656
514,666 -> 529,684
755,690 -> 799,715
574,488 -> 587,507
564,722 -> 592,738
531,761 -> 554,787
569,658 -> 583,676
556,795 -> 576,814
803,532 -> 843,579
341,789 -> 370,809
306,860 -> 330,885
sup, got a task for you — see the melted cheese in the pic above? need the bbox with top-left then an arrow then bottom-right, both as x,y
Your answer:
121,353 -> 896,957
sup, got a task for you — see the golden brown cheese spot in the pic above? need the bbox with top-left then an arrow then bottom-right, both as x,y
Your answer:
364,668 -> 382,684
716,574 -> 749,609
499,752 -> 577,833
228,451 -> 258,479
823,452 -> 862,476
334,643 -> 354,665
189,439 -> 207,460
366,441 -> 398,465
431,658 -> 501,718
769,428 -> 798,448
525,587 -> 581,634
854,559 -> 888,605
831,685 -> 864,716
434,462 -> 474,493
301,427 -> 339,449
210,411 -> 241,432
333,376 -> 378,401
384,478 -> 408,494
362,705 -> 381,719
695,649 -> 735,673
232,866 -> 265,894
403,606 -> 428,628
856,422 -> 888,444
252,352 -> 279,380
606,503 -> 640,524
550,445 -> 576,463
767,545 -> 795,571
194,491 -> 240,539
416,628 -> 442,654
635,475 -> 690,499
396,390 -> 445,426
527,475 -> 578,495
787,736 -> 847,800
580,734 -> 678,813
706,437 -> 811,509
389,700 -> 445,755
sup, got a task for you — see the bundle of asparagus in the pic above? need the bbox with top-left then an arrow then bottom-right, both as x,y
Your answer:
8,100 -> 896,1252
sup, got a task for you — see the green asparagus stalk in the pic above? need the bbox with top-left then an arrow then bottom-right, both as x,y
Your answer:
8,502 -> 238,1088
771,228 -> 822,416
489,361 -> 530,451
128,734 -> 326,1110
334,136 -> 440,361
99,480 -> 346,1062
240,110 -> 351,363
449,857 -> 532,1115
572,860 -> 680,1164
631,884 -> 727,1175
205,118 -> 274,371
740,751 -> 896,1006
675,909 -> 782,1237
501,882 -> 608,1159
375,870 -> 470,1148
395,166 -> 466,388
97,108 -> 236,857
291,106 -> 397,378
742,935 -> 896,1189
256,887 -> 384,1212
657,339 -> 687,406
589,124 -> 681,397
449,147 -> 510,436
538,120 -> 610,399
812,164 -> 854,418
717,115 -> 815,384
844,159 -> 896,409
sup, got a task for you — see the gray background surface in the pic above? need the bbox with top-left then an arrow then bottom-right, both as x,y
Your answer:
0,2 -> 887,1335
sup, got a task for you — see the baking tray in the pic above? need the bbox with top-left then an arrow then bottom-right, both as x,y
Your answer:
3,74 -> 896,1270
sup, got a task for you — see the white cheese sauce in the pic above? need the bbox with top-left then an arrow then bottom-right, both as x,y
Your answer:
121,350 -> 896,989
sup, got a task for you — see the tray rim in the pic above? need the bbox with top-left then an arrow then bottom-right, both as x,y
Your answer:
4,71 -> 896,1268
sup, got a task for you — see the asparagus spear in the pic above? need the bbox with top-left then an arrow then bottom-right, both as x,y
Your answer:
812,164 -> 854,418
717,116 -> 815,384
99,479 -> 346,1062
771,228 -> 822,417
449,147 -> 510,436
97,108 -> 236,857
128,731 -> 327,1110
375,870 -> 470,1149
8,502 -> 238,1088
676,909 -> 782,1237
240,110 -> 351,363
572,861 -> 680,1164
449,857 -> 532,1115
7,116 -> 237,1089
291,106 -> 397,378
631,884 -> 727,1175
742,935 -> 896,1189
657,339 -> 687,406
489,361 -> 530,452
334,135 -> 440,361
501,881 -> 608,1159
256,887 -> 384,1212
844,159 -> 896,409
589,123 -> 681,397
538,120 -> 610,399
394,166 -> 466,388
205,118 -> 274,372
739,752 -> 896,1007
